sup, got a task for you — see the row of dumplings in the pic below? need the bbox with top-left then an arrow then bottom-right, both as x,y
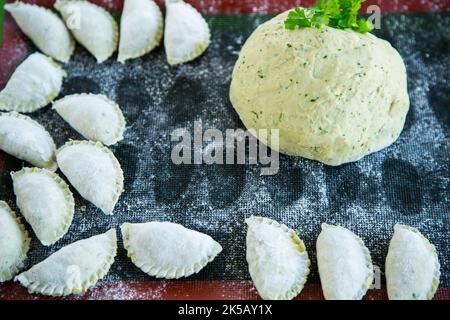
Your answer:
246,217 -> 440,301
0,215 -> 222,296
0,211 -> 440,300
5,0 -> 210,65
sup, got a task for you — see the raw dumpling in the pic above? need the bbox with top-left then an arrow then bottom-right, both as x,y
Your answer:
53,94 -> 126,146
121,222 -> 222,279
11,167 -> 75,246
15,229 -> 117,296
0,53 -> 66,113
0,112 -> 57,171
246,216 -> 310,300
118,0 -> 163,63
0,201 -> 30,282
164,0 -> 210,65
54,0 -> 118,63
5,2 -> 74,62
56,141 -> 124,214
386,224 -> 440,300
316,224 -> 373,300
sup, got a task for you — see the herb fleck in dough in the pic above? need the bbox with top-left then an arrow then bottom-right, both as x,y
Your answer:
230,12 -> 410,166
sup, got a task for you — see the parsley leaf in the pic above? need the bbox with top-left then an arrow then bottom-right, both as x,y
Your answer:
285,8 -> 313,29
284,0 -> 374,33
355,18 -> 374,33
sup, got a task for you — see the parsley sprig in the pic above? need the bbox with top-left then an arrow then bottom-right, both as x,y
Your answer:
285,0 -> 374,33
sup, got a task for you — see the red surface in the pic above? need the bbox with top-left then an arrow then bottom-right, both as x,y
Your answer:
1,0 -> 449,301
0,281 -> 449,300
0,15 -> 28,88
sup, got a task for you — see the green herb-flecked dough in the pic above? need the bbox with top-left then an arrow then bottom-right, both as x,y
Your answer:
230,12 -> 409,166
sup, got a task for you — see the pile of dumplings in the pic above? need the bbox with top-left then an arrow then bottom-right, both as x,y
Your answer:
4,0 -> 211,65
0,0 -> 442,301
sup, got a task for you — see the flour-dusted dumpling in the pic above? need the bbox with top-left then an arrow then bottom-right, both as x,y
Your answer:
53,94 -> 126,146
15,229 -> 117,296
0,201 -> 30,282
121,222 -> 222,279
118,0 -> 163,63
164,0 -> 210,65
11,167 -> 75,246
316,224 -> 373,300
0,112 -> 57,171
246,216 -> 310,300
0,53 -> 66,113
386,224 -> 440,300
5,2 -> 74,62
56,141 -> 124,214
54,0 -> 118,63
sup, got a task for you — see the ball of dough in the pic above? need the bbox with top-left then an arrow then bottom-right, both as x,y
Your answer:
230,12 -> 409,166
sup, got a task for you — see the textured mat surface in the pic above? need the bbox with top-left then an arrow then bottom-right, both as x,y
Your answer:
0,11 -> 449,297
